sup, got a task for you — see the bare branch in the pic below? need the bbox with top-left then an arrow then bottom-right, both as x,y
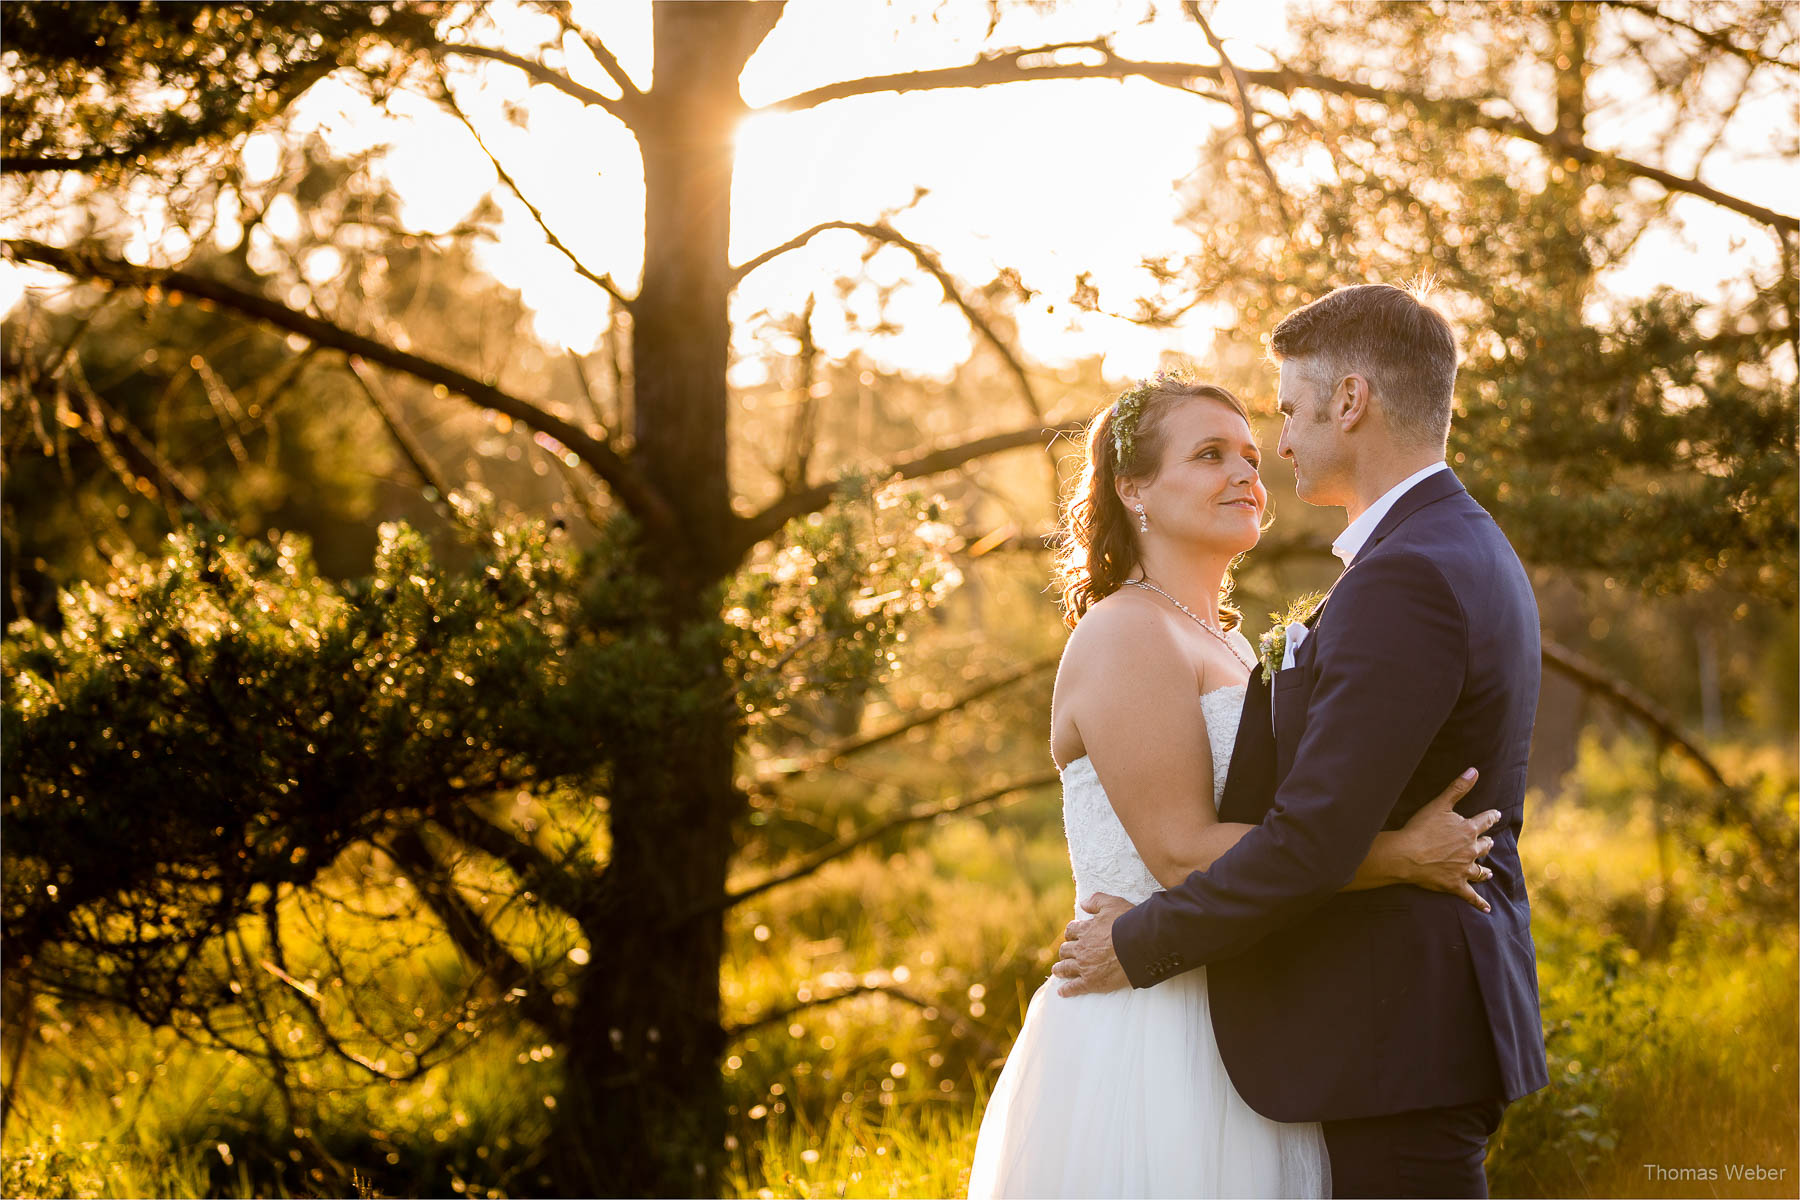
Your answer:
60,373 -> 185,529
1540,637 -> 1728,790
733,219 -> 1042,420
754,38 -> 1182,113
3,238 -> 678,540
381,826 -> 564,1034
759,48 -> 1799,234
779,293 -> 820,488
567,349 -> 608,431
346,358 -> 455,519
1599,1 -> 1800,74
260,888 -> 441,1084
541,1 -> 644,98
750,654 -> 1059,793
948,522 -> 1059,557
1185,2 -> 1293,232
731,418 -> 1084,560
726,982 -> 924,1039
431,806 -> 601,924
708,769 -> 1060,916
431,40 -> 634,124
433,64 -> 635,311
62,355 -> 222,523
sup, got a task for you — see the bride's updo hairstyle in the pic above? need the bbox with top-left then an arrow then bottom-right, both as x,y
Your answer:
1054,371 -> 1254,632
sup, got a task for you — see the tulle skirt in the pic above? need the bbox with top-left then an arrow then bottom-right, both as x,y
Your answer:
967,966 -> 1329,1199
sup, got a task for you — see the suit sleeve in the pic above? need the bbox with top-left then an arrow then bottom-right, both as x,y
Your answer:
1112,550 -> 1468,987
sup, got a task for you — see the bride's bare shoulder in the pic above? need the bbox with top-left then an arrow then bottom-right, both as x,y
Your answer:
1058,588 -> 1182,678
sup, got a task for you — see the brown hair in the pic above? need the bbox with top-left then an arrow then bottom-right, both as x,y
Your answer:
1268,283 -> 1458,449
1053,371 -> 1253,631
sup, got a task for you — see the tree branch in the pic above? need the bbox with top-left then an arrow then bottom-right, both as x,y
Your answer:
749,654 -> 1059,793
1539,636 -> 1728,790
431,40 -> 635,124
63,355 -> 222,524
1184,2 -> 1293,233
541,1 -> 643,99
1172,66 -> 1800,236
346,358 -> 455,520
779,293 -> 820,488
732,219 -> 1042,420
432,64 -> 635,311
567,349 -> 608,432
708,770 -> 1059,917
3,238 -> 677,540
381,825 -> 563,1034
758,47 -> 1799,234
0,54 -> 339,175
1598,1 -> 1800,74
431,806 -> 600,924
730,418 -> 1083,559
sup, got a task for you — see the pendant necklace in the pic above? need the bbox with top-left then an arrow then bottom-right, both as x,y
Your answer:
1121,577 -> 1256,672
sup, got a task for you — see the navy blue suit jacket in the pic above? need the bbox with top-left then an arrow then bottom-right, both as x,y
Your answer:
1112,468 -> 1551,1123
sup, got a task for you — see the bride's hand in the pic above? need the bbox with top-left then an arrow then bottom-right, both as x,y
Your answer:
1396,769 -> 1500,912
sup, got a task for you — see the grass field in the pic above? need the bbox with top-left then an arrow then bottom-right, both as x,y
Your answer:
4,734 -> 1795,1199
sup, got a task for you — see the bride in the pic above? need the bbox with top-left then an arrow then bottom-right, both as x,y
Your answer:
967,374 -> 1498,1199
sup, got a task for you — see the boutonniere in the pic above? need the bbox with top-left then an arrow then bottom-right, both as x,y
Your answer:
1256,590 -> 1327,684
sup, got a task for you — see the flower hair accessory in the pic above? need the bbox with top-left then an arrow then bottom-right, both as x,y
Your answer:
1110,382 -> 1154,473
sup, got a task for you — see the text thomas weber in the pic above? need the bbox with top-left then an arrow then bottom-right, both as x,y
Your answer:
1642,1163 -> 1790,1183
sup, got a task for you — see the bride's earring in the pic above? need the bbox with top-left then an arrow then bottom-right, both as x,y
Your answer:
1135,503 -> 1148,532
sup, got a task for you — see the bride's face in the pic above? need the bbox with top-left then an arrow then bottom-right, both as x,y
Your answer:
1117,398 -> 1267,557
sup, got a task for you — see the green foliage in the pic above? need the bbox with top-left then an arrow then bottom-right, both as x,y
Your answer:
1146,1 -> 1798,604
0,2 -> 441,172
1485,733 -> 1799,1196
4,3 -> 1795,1194
10,729 -> 1790,1199
725,477 -> 964,725
0,130 -> 562,626
0,493 -> 701,1020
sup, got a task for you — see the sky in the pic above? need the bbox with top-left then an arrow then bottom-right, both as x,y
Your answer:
3,0 -> 1794,388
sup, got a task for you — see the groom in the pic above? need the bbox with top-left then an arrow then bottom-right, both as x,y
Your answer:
1054,284 -> 1549,1197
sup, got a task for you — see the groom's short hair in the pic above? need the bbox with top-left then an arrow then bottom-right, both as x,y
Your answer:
1268,284 -> 1458,449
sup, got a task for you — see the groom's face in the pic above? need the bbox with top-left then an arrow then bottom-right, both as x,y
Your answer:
1275,361 -> 1348,506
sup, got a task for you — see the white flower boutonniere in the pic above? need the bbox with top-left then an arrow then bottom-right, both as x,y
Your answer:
1256,590 -> 1327,683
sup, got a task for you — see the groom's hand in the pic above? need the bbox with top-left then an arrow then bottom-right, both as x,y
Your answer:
1052,893 -> 1132,997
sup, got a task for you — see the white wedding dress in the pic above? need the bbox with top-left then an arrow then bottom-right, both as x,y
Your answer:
967,677 -> 1330,1199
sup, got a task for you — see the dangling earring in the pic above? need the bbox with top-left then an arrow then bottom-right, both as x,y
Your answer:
1135,503 -> 1148,532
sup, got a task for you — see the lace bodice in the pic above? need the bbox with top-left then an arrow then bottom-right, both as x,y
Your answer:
1059,683 -> 1246,907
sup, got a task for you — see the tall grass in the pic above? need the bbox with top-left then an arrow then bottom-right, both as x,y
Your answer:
5,733 -> 1794,1198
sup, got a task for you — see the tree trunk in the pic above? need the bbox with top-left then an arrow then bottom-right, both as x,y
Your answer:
541,5 -> 776,1194
547,720 -> 740,1197
630,2 -> 756,576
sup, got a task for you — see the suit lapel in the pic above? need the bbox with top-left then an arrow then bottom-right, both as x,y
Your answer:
1219,672 -> 1277,824
1266,469 -> 1469,761
1299,468 -> 1468,633
1235,471 -> 1472,820
1350,467 -> 1467,566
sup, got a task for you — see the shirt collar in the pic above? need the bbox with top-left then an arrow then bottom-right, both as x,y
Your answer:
1331,461 -> 1451,565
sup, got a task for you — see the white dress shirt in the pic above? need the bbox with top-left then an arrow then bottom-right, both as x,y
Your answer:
1331,461 -> 1451,566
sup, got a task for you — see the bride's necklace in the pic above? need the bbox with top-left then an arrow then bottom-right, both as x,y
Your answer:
1122,577 -> 1256,672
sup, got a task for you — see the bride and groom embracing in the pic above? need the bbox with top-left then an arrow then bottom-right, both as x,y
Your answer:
967,285 -> 1550,1199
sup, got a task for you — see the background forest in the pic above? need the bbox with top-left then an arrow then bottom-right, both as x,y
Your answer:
2,2 -> 1795,1198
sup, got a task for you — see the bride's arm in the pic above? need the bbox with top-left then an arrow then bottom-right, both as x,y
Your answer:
1060,601 -> 1240,892
1078,617 -> 1498,907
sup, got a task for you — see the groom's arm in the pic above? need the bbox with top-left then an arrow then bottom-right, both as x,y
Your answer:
1111,550 -> 1468,987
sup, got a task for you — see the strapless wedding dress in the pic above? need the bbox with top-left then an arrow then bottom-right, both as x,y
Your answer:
967,680 -> 1330,1199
